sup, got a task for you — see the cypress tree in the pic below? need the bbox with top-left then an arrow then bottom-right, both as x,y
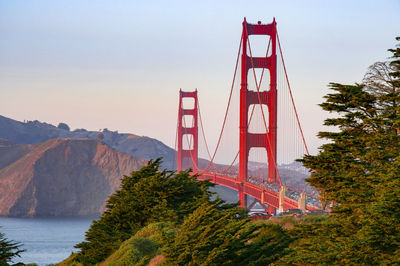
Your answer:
279,37 -> 400,264
0,230 -> 24,266
162,202 -> 292,265
75,159 -> 216,264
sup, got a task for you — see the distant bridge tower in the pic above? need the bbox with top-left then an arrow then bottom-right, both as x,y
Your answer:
177,89 -> 198,171
239,18 -> 278,207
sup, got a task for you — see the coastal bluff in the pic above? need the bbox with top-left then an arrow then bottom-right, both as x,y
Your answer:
0,138 -> 146,217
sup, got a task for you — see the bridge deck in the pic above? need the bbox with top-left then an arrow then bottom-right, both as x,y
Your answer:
195,172 -> 318,211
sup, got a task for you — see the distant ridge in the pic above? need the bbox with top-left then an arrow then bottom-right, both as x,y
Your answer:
0,115 -> 175,169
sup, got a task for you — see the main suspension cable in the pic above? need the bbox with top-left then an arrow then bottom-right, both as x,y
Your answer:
277,31 -> 309,156
194,35 -> 243,173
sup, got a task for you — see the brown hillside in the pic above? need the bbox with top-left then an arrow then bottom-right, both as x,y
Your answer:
0,138 -> 146,217
0,139 -> 33,169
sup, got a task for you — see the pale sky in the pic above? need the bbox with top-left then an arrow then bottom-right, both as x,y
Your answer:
1,0 -> 399,163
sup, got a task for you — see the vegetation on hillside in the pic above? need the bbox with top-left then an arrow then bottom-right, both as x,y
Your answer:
74,158 -> 216,264
68,159 -> 294,265
162,203 -> 293,265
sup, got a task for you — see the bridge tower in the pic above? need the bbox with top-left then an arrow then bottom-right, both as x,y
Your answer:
239,18 -> 278,207
177,89 -> 198,172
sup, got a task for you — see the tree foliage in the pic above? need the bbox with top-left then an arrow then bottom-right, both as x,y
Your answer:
278,37 -> 400,264
74,159 -> 216,264
72,158 -> 295,265
57,122 -> 70,131
0,230 -> 24,266
162,202 -> 292,265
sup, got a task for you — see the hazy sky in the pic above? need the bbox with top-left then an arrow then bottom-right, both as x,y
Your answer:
1,0 -> 399,162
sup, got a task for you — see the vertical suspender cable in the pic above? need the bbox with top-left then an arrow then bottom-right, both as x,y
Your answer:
277,32 -> 310,156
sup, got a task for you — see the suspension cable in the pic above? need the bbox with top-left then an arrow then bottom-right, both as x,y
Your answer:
196,98 -> 221,172
197,37 -> 271,175
197,95 -> 240,174
277,31 -> 310,156
192,35 -> 243,172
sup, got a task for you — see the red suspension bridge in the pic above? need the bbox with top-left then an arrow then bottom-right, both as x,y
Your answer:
175,18 -> 320,214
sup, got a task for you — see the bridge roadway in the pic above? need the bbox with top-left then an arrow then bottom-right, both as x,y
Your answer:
194,172 -> 319,212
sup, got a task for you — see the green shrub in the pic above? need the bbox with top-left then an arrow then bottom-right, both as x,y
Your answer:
102,222 -> 175,266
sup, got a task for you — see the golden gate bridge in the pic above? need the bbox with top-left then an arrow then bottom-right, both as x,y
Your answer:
175,18 -> 320,215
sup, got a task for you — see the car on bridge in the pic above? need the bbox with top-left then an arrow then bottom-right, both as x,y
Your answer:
249,212 -> 271,221
277,209 -> 304,217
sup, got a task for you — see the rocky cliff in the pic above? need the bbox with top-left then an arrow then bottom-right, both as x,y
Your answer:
0,138 -> 146,217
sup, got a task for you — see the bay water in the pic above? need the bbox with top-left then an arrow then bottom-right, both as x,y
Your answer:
0,217 -> 95,266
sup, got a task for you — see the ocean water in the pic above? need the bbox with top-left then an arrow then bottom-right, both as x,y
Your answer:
0,217 -> 96,266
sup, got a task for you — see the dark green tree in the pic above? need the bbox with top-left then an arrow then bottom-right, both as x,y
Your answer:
0,230 -> 24,266
57,122 -> 70,131
279,37 -> 400,264
162,202 -> 292,265
74,159 -> 216,264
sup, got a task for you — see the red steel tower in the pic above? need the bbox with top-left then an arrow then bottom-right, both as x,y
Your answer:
239,18 -> 277,207
177,89 -> 198,172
